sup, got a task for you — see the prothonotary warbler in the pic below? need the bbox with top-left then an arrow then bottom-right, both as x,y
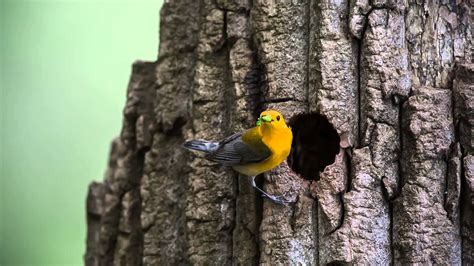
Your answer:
183,110 -> 293,205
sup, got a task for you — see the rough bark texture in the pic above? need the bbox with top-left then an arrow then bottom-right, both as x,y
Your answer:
85,0 -> 473,265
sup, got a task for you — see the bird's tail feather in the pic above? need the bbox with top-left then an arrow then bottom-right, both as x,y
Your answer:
183,140 -> 219,153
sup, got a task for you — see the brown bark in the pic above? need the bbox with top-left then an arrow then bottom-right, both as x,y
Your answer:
85,0 -> 473,265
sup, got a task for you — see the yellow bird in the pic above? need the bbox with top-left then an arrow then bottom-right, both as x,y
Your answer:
183,110 -> 293,204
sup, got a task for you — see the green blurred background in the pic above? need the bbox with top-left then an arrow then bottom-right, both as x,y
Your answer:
1,0 -> 163,264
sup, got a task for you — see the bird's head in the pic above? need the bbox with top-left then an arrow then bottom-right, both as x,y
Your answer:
256,110 -> 288,129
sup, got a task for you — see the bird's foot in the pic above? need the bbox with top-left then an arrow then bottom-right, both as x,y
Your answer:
251,176 -> 293,205
260,193 -> 292,205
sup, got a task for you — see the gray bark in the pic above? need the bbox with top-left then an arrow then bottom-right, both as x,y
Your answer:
85,0 -> 473,265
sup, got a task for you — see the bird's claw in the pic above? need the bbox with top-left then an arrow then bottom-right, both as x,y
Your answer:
261,194 -> 292,205
250,176 -> 293,205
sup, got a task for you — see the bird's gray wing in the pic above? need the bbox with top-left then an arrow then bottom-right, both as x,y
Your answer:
207,133 -> 271,166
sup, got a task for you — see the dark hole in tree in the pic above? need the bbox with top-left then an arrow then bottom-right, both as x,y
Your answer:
287,112 -> 340,180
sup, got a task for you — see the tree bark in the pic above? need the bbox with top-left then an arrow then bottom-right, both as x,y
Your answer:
85,0 -> 473,265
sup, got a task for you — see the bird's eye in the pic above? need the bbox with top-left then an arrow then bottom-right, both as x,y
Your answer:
276,115 -> 280,121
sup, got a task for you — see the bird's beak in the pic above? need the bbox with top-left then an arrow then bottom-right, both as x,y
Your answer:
256,114 -> 272,126
260,115 -> 272,122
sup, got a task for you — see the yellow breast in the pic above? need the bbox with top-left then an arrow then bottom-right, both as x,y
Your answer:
233,126 -> 292,176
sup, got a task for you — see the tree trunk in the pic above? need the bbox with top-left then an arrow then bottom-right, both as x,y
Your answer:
85,0 -> 473,265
